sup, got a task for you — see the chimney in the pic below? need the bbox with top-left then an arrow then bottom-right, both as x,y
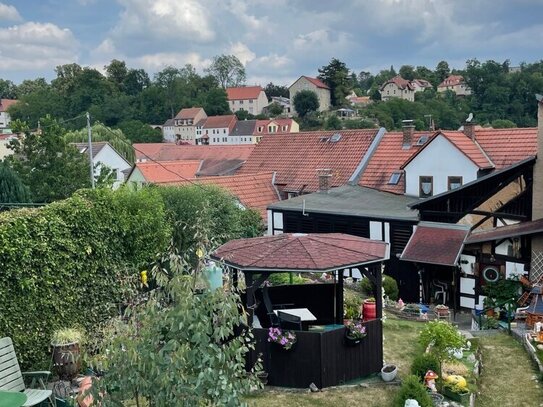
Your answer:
317,168 -> 332,193
402,120 -> 415,147
463,121 -> 476,140
531,95 -> 543,282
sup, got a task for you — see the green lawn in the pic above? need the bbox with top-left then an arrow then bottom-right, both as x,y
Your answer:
245,316 -> 543,407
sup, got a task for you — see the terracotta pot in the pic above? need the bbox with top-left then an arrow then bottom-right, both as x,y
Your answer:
363,300 -> 376,320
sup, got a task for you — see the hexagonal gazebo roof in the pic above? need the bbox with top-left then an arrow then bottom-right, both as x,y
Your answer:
211,233 -> 388,273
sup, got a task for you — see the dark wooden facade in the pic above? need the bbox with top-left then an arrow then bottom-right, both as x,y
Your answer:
253,319 -> 382,388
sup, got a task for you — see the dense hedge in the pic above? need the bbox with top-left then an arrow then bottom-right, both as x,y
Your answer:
0,188 -> 171,369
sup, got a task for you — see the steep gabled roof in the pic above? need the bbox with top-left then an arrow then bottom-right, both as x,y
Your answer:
380,76 -> 413,91
202,115 -> 237,129
473,127 -> 537,169
72,142 -> 109,159
226,86 -> 264,100
359,131 -> 428,194
0,99 -> 17,112
401,131 -> 494,170
290,76 -> 330,90
159,172 -> 280,220
174,107 -> 205,120
438,75 -> 465,88
231,120 -> 257,137
238,129 -> 379,193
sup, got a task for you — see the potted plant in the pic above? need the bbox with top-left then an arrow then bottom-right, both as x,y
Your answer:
362,297 -> 376,320
442,382 -> 470,404
381,363 -> 398,382
344,320 -> 367,346
267,327 -> 297,351
51,328 -> 84,380
435,304 -> 450,316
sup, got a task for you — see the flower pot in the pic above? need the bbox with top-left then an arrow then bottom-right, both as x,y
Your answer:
51,342 -> 81,380
271,339 -> 297,351
442,386 -> 470,404
344,331 -> 367,346
256,372 -> 268,385
380,364 -> 398,382
363,300 -> 376,320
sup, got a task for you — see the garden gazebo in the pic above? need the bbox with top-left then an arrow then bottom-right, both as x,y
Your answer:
212,233 -> 388,388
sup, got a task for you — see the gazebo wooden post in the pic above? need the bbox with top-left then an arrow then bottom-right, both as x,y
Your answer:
244,272 -> 255,327
335,269 -> 345,324
375,263 -> 383,319
232,267 -> 238,289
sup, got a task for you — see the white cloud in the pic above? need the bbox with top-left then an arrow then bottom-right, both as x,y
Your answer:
228,42 -> 255,66
0,3 -> 21,22
0,22 -> 78,70
113,0 -> 215,45
134,52 -> 211,72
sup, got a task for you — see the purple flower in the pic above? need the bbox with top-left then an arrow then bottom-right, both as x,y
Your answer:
280,338 -> 287,345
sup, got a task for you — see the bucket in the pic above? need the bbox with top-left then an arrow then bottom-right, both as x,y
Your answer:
363,300 -> 376,320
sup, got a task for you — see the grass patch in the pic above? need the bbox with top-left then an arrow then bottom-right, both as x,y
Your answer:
476,333 -> 543,407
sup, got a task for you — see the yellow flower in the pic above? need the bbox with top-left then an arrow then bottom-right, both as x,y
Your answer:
140,270 -> 148,287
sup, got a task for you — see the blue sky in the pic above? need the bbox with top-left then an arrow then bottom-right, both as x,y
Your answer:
1,0 -> 542,86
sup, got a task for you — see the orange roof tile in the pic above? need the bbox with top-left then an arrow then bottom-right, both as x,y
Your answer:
473,127 -> 537,169
159,172 -> 279,220
174,107 -> 205,119
438,75 -> 465,88
133,143 -> 171,161
401,131 -> 494,170
254,118 -> 296,134
380,75 -> 413,91
303,76 -> 330,89
226,86 -> 264,100
238,129 -> 379,193
359,131 -> 427,194
0,99 -> 17,112
202,115 -> 237,130
135,160 -> 201,183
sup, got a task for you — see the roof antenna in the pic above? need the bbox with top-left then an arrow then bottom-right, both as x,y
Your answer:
302,199 -> 309,217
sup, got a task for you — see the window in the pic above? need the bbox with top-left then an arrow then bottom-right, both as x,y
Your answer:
419,176 -> 433,197
448,176 -> 463,191
388,172 -> 402,185
223,129 -> 226,133
249,99 -> 253,104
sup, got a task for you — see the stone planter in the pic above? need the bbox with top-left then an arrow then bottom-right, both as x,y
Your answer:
442,386 -> 470,404
380,364 -> 398,382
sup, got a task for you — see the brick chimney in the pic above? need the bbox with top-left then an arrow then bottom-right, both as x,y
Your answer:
317,168 -> 332,193
402,120 -> 415,147
463,121 -> 476,140
531,95 -> 543,281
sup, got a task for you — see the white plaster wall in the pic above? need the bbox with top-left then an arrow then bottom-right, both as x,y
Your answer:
404,135 -> 479,196
94,145 -> 131,189
0,112 -> 10,127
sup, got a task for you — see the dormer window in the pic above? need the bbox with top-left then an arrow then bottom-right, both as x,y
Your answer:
388,172 -> 402,185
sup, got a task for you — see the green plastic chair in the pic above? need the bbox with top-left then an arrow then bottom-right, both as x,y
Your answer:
0,338 -> 56,406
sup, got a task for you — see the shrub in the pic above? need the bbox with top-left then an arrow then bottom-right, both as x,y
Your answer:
419,321 -> 467,377
393,375 -> 433,407
410,353 -> 440,381
0,188 -> 171,369
360,274 -> 399,300
268,273 -> 307,285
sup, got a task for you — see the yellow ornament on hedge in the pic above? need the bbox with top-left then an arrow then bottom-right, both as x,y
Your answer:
140,270 -> 148,288
445,375 -> 467,389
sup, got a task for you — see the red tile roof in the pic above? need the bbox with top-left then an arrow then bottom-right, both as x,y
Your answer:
134,160 -> 201,183
0,99 -> 17,112
212,233 -> 388,272
202,115 -> 237,130
401,131 -> 494,170
159,172 -> 279,220
473,127 -> 537,169
380,76 -> 413,91
302,76 -> 330,90
238,129 -> 379,193
254,118 -> 296,134
438,75 -> 465,88
174,107 -> 205,120
133,143 -> 170,161
359,131 -> 427,194
400,223 -> 470,266
226,86 -> 264,100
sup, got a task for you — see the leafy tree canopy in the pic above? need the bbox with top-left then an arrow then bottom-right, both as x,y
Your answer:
205,54 -> 246,89
318,58 -> 354,107
293,90 -> 319,118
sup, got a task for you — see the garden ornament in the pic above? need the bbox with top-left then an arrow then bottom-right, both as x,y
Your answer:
404,399 -> 420,407
424,370 -> 439,392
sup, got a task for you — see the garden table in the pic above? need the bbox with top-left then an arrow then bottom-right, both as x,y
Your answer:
0,390 -> 27,407
274,308 -> 317,321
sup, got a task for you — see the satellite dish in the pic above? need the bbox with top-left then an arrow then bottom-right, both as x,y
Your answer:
466,112 -> 473,123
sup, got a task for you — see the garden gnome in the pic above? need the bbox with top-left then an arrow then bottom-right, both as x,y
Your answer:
424,370 -> 439,393
397,298 -> 405,309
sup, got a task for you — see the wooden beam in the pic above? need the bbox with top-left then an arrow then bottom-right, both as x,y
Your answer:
335,270 -> 344,324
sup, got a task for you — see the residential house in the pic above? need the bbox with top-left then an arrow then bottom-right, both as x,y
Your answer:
263,96 -> 291,116
289,76 -> 331,114
201,115 -> 237,145
379,76 -> 431,102
253,118 -> 299,142
163,107 -> 207,144
132,143 -> 255,176
127,160 -> 202,185
238,128 -> 383,198
437,75 -> 471,96
230,120 -> 257,144
73,142 -> 132,189
159,172 -> 281,222
0,99 -> 17,128
226,86 -> 268,116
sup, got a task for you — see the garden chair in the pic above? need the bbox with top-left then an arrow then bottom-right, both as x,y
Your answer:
262,285 -> 280,327
0,337 -> 56,406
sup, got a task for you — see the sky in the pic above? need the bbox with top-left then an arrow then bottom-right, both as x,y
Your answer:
1,0 -> 542,86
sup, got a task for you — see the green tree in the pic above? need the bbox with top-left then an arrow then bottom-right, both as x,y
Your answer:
264,82 -> 289,98
154,66 -> 183,118
117,120 -> 162,143
0,162 -> 31,203
491,119 -> 517,128
16,78 -> 49,97
435,60 -> 451,83
199,87 -> 230,116
124,68 -> 150,96
205,54 -> 246,89
324,114 -> 342,130
293,90 -> 319,118
0,79 -> 18,99
6,118 -> 90,202
267,102 -> 284,116
234,109 -> 255,121
7,88 -> 66,128
399,65 -> 416,81
318,58 -> 353,107
105,59 -> 128,91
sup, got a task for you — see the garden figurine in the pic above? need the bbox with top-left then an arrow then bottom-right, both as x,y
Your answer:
424,370 -> 439,392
